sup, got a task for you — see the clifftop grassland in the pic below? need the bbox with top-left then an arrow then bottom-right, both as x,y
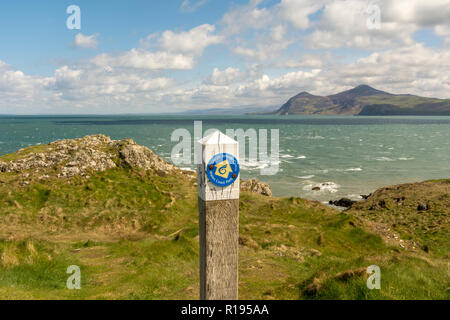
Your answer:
0,135 -> 448,300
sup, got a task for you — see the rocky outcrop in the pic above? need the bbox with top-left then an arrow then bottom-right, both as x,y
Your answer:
240,178 -> 272,197
329,198 -> 356,208
1,135 -> 274,197
417,203 -> 430,211
118,138 -> 177,173
0,134 -> 177,178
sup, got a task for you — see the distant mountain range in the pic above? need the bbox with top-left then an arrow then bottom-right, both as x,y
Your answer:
180,105 -> 278,115
271,85 -> 450,116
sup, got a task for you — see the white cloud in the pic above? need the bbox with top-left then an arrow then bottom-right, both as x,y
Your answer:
328,44 -> 450,98
2,0 -> 450,113
305,0 -> 413,49
278,0 -> 326,29
180,0 -> 209,13
159,43 -> 450,110
0,58 -> 178,113
383,0 -> 450,27
233,47 -> 257,59
0,64 -> 56,113
204,67 -> 243,86
1,40 -> 449,114
91,49 -> 194,70
270,25 -> 286,42
158,24 -> 222,56
434,24 -> 450,44
0,61 -> 49,103
275,54 -> 324,68
45,65 -> 175,102
236,69 -> 322,97
138,33 -> 159,49
232,26 -> 292,62
73,33 -> 100,49
304,0 -> 450,49
220,0 -> 272,35
88,24 -> 223,73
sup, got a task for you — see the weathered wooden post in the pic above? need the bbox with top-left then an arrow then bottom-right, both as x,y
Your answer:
197,131 -> 240,300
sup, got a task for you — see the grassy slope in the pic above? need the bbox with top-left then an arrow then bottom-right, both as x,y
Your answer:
347,180 -> 450,257
0,152 -> 448,299
357,95 -> 446,108
357,95 -> 450,115
275,93 -> 450,116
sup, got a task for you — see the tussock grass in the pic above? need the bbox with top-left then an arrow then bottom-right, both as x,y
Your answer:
0,154 -> 448,299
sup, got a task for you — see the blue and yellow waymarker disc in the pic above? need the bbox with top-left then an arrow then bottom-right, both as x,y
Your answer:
206,153 -> 240,187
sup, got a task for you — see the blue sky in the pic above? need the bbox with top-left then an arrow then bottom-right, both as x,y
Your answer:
0,1 -> 232,75
0,0 -> 449,114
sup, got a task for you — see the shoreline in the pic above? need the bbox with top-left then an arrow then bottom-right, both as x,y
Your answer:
2,136 -> 448,208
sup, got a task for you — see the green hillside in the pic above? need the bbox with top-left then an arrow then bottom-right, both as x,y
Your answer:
274,85 -> 450,116
0,135 -> 448,300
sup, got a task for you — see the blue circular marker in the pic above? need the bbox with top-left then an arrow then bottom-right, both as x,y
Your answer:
206,153 -> 240,187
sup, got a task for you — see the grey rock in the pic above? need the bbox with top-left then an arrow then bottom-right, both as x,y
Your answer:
240,178 -> 272,197
331,198 -> 356,208
0,134 -> 177,178
119,142 -> 176,173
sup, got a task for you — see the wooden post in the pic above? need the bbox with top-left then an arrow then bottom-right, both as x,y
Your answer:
197,131 -> 240,300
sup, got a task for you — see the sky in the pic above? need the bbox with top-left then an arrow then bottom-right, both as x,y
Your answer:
0,0 -> 449,114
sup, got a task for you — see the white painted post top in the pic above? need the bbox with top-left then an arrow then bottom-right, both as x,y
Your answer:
198,130 -> 238,146
197,131 -> 240,201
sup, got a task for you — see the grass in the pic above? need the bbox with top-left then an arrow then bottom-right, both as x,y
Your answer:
357,95 -> 448,109
0,239 -> 83,299
0,150 -> 448,299
356,95 -> 450,115
0,144 -> 51,162
348,180 -> 450,257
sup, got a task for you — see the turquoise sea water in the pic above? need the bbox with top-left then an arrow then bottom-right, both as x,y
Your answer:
0,115 -> 449,203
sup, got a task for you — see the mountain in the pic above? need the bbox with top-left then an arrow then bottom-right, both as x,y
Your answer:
274,85 -> 450,116
274,92 -> 337,115
327,85 -> 392,114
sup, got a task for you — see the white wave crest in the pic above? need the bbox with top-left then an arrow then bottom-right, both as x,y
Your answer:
375,157 -> 394,161
303,182 -> 339,193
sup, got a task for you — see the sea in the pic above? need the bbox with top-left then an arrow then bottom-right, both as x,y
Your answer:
0,115 -> 449,204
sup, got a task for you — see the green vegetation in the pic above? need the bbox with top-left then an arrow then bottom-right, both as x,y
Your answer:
357,94 -> 445,108
0,142 -> 448,300
0,144 -> 51,162
348,180 -> 450,257
273,85 -> 450,115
